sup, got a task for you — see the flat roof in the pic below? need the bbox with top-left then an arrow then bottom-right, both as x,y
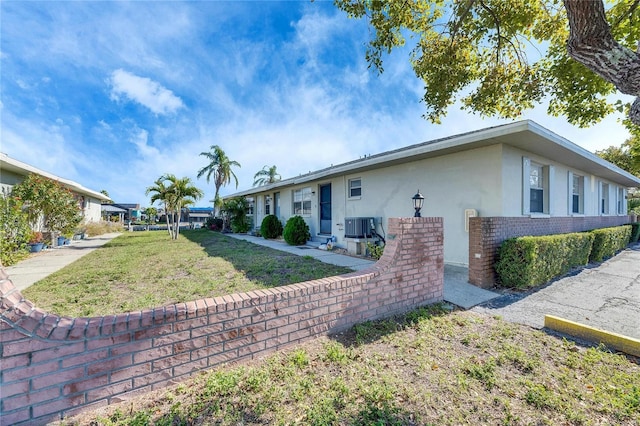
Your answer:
1,152 -> 111,201
227,120 -> 640,198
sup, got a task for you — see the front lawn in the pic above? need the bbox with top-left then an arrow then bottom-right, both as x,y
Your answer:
22,230 -> 352,317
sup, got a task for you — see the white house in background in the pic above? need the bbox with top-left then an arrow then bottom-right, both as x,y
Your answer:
0,152 -> 110,223
226,120 -> 640,284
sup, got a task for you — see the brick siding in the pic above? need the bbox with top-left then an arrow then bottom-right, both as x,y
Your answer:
0,217 -> 443,425
468,215 -> 635,288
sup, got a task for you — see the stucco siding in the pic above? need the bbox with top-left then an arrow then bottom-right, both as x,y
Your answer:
501,145 -> 629,219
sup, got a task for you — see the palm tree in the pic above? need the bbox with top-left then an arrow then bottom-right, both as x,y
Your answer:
146,174 -> 203,239
253,165 -> 281,187
197,145 -> 241,216
146,176 -> 173,237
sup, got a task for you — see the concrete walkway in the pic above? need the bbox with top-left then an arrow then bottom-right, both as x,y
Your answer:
4,233 -> 122,292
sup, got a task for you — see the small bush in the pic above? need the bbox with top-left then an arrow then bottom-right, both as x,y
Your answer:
629,223 -> 640,243
260,215 -> 283,239
496,232 -> 594,289
589,225 -> 632,263
366,242 -> 384,260
205,217 -> 224,232
283,216 -> 310,245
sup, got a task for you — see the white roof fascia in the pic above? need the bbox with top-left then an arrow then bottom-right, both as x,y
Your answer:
1,152 -> 112,202
226,120 -> 640,199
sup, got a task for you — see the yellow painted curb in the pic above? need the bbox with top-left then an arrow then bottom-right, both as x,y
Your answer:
544,315 -> 640,357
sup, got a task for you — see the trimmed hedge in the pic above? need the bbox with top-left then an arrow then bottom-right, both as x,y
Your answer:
496,232 -> 594,289
630,223 -> 640,243
260,215 -> 283,239
589,225 -> 632,263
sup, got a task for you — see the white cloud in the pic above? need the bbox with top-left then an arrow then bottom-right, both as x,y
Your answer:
109,69 -> 185,115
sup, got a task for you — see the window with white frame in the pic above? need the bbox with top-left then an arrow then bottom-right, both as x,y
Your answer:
523,157 -> 552,215
617,187 -> 625,214
247,197 -> 254,216
530,163 -> 544,213
265,195 -> 271,215
569,172 -> 584,214
348,178 -> 362,198
293,187 -> 312,216
600,182 -> 610,214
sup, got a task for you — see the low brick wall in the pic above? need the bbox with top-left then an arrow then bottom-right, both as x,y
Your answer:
0,217 -> 444,425
468,215 -> 634,288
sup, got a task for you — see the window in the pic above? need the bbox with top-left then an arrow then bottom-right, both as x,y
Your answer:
529,164 -> 544,213
617,187 -> 625,214
569,172 -> 584,214
293,187 -> 312,216
349,178 -> 362,198
523,157 -> 552,215
600,183 -> 609,214
265,195 -> 271,215
247,197 -> 254,216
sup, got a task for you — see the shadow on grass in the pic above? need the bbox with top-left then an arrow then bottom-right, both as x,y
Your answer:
331,303 -> 454,348
181,229 -> 353,289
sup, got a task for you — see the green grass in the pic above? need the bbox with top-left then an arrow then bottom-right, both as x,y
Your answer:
22,230 -> 352,317
60,307 -> 640,425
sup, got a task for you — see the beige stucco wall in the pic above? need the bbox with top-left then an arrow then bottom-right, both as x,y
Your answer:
501,145 -> 628,218
247,142 -> 630,267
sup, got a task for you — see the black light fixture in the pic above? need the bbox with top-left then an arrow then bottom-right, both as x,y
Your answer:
412,190 -> 425,217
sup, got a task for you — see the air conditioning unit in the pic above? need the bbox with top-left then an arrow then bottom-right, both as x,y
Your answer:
344,217 -> 375,238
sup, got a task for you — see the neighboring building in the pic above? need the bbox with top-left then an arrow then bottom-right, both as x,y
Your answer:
185,207 -> 213,225
102,203 -> 141,223
0,152 -> 110,222
225,120 -> 640,286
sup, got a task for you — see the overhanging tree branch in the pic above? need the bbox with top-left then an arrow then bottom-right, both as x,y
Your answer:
564,0 -> 640,124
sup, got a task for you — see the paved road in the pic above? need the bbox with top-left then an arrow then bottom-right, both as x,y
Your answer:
473,243 -> 640,340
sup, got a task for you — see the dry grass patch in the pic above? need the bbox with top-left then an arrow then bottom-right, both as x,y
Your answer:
59,307 -> 640,425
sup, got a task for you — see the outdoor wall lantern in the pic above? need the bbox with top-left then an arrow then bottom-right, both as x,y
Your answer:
412,190 -> 425,217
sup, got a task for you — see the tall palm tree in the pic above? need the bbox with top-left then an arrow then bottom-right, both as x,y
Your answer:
253,165 -> 281,187
146,176 -> 173,237
197,145 -> 241,216
146,174 -> 203,239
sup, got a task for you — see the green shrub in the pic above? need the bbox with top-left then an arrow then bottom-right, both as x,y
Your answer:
366,242 -> 385,260
205,217 -> 224,231
260,215 -> 283,239
221,197 -> 251,233
629,223 -> 640,243
0,194 -> 31,266
283,216 -> 311,245
589,225 -> 632,263
495,232 -> 594,289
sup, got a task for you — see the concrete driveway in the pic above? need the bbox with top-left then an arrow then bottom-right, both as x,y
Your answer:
472,243 -> 640,340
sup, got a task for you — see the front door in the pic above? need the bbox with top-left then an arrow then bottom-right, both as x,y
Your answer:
319,184 -> 331,234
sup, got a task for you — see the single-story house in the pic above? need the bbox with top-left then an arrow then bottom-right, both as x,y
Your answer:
0,152 -> 110,223
225,120 -> 640,287
102,203 -> 140,223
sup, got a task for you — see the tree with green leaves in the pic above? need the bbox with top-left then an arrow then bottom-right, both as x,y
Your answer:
597,135 -> 640,176
147,174 -> 203,240
253,165 -> 282,187
11,174 -> 82,236
100,189 -> 112,203
197,145 -> 241,216
334,0 -> 640,129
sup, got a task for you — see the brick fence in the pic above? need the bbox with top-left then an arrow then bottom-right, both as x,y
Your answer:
0,217 -> 444,425
468,215 -> 635,288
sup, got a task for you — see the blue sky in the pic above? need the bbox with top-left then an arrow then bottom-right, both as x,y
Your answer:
1,1 -> 633,207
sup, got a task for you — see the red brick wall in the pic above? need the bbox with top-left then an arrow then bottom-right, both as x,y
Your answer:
468,215 -> 634,288
0,217 -> 443,425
